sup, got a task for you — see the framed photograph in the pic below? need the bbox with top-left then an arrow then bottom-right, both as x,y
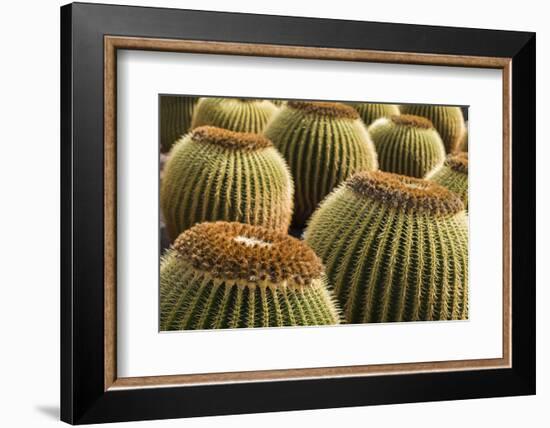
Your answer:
61,2 -> 536,424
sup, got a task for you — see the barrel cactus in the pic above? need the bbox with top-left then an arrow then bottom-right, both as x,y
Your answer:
369,114 -> 446,178
304,170 -> 468,323
191,97 -> 278,133
160,96 -> 199,153
399,104 -> 466,153
160,222 -> 342,330
347,102 -> 400,126
264,100 -> 378,226
161,126 -> 293,240
427,152 -> 468,210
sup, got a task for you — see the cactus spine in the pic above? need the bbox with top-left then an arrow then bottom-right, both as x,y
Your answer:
305,171 -> 468,323
191,98 -> 278,133
399,104 -> 466,153
347,102 -> 400,126
427,152 -> 468,210
264,101 -> 378,226
160,222 -> 342,330
369,114 -> 446,178
161,126 -> 293,240
160,96 -> 199,153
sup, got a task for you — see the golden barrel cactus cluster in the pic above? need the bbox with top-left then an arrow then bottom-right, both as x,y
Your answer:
159,96 -> 469,330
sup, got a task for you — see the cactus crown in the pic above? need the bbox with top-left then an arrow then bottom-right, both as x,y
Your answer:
390,114 -> 434,129
191,126 -> 272,151
445,151 -> 468,174
287,101 -> 359,120
346,171 -> 463,215
172,222 -> 323,286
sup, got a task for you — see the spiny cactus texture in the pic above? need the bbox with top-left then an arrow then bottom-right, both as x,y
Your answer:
160,222 -> 342,330
347,102 -> 400,126
304,171 -> 468,323
399,104 -> 466,153
160,96 -> 199,153
191,97 -> 278,133
264,100 -> 378,226
161,126 -> 293,240
369,114 -> 446,178
427,152 -> 468,210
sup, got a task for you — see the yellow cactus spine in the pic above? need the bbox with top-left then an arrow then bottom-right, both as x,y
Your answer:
161,126 -> 293,240
160,96 -> 198,153
305,171 -> 468,323
399,104 -> 466,153
369,114 -> 446,178
160,222 -> 342,330
264,100 -> 378,226
347,102 -> 400,126
191,97 -> 278,133
427,152 -> 469,210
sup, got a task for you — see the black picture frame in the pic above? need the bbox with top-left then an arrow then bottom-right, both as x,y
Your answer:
61,2 -> 535,424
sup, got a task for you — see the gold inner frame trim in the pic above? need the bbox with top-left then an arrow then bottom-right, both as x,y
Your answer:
104,35 -> 512,391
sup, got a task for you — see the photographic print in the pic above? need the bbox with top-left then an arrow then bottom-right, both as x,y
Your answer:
159,96 -> 469,331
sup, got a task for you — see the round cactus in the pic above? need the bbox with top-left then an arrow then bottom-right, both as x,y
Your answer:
304,170 -> 468,323
369,114 -> 446,178
160,222 -> 342,330
191,97 -> 278,133
160,96 -> 199,153
399,104 -> 466,153
161,126 -> 293,240
264,100 -> 378,226
427,152 -> 468,210
347,102 -> 400,126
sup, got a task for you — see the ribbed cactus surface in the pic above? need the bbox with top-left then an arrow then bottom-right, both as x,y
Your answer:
369,114 -> 446,178
427,152 -> 469,210
305,171 -> 468,323
347,102 -> 400,126
160,222 -> 342,330
399,104 -> 466,153
161,126 -> 293,240
160,96 -> 198,153
264,101 -> 378,226
191,98 -> 278,133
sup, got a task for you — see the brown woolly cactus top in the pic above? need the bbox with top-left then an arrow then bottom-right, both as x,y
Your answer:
445,151 -> 468,174
191,126 -> 273,151
287,101 -> 359,120
390,114 -> 434,129
172,222 -> 324,286
346,171 -> 464,215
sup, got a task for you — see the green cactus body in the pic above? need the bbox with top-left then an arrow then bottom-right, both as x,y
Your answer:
427,152 -> 468,210
191,98 -> 278,132
161,126 -> 293,240
347,102 -> 400,126
399,104 -> 466,153
160,96 -> 199,153
160,222 -> 342,330
304,171 -> 468,323
264,101 -> 378,226
369,114 -> 446,178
